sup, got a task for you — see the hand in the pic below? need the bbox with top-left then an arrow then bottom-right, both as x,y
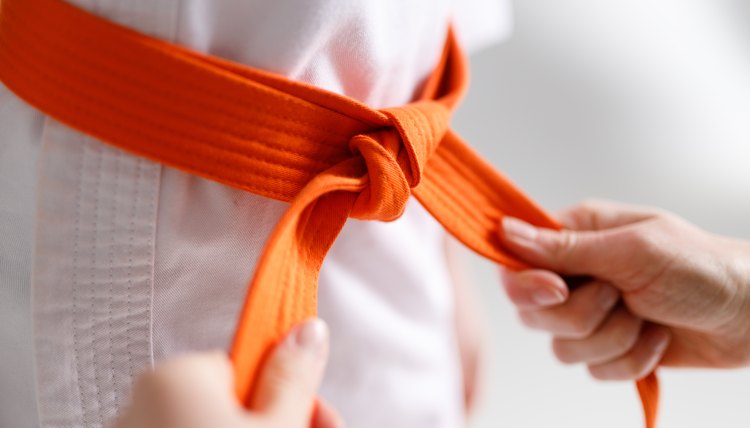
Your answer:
498,200 -> 750,380
112,319 -> 343,428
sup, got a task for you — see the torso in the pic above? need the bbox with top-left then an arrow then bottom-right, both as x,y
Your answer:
0,1 -> 509,426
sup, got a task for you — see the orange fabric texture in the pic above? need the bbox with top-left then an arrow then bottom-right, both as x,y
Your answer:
0,0 -> 658,425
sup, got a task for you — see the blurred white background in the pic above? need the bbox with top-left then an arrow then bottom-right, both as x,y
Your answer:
454,1 -> 750,427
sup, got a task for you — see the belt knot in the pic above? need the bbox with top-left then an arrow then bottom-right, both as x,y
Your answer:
349,101 -> 451,221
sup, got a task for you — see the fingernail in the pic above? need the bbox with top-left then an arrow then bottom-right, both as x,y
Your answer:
532,287 -> 566,306
293,318 -> 329,358
502,217 -> 539,243
648,329 -> 671,354
598,285 -> 620,310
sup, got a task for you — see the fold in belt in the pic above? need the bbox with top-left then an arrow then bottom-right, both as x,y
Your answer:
0,0 -> 659,426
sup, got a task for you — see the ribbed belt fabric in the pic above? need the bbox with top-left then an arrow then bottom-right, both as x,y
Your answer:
0,0 -> 659,425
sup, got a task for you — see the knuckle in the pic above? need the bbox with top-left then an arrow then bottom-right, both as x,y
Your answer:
577,199 -> 604,214
518,311 -> 540,329
611,331 -> 639,358
722,345 -> 750,368
564,312 -> 598,339
608,311 -> 642,354
587,364 -> 613,381
651,207 -> 676,223
577,199 -> 595,209
551,340 -> 577,365
552,230 -> 578,263
623,348 -> 657,381
501,278 -> 527,304
560,200 -> 596,227
587,365 -> 604,381
619,227 -> 673,285
518,310 -> 558,334
621,357 -> 647,380
624,226 -> 661,256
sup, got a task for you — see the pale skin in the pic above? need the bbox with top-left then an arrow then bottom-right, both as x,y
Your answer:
112,319 -> 344,428
499,199 -> 750,380
112,255 -> 483,428
112,198 -> 750,426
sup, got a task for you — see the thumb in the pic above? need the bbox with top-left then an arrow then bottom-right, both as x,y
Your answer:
251,318 -> 330,426
501,216 -> 627,278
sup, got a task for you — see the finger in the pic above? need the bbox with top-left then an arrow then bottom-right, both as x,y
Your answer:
500,216 -> 633,277
251,318 -> 330,425
556,199 -> 662,231
588,324 -> 671,381
312,399 -> 345,428
552,306 -> 643,364
500,268 -> 568,309
130,353 -> 242,427
518,281 -> 620,339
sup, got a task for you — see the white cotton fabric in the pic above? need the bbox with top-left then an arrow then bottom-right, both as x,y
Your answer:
0,1 -> 510,427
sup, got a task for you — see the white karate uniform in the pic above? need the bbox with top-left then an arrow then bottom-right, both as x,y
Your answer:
0,1 -> 511,427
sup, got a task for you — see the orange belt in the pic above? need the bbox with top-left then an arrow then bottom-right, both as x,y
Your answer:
0,0 -> 659,425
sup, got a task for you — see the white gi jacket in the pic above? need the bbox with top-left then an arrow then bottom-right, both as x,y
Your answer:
0,0 -> 511,426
